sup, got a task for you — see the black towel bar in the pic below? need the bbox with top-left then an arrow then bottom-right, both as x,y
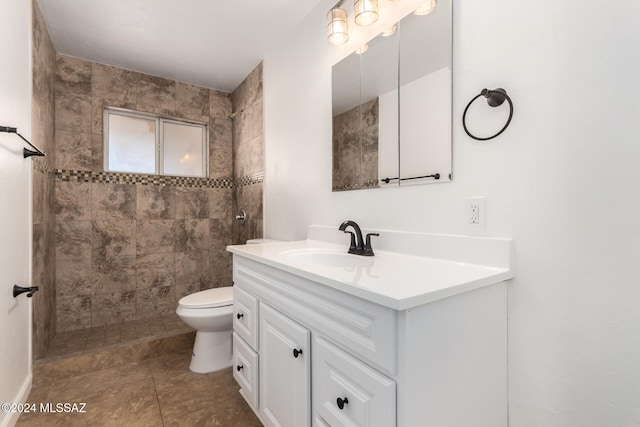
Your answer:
0,125 -> 46,158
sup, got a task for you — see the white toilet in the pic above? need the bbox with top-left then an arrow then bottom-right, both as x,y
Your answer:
176,238 -> 281,373
176,286 -> 234,373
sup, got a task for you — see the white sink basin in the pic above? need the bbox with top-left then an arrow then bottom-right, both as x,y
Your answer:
283,250 -> 373,268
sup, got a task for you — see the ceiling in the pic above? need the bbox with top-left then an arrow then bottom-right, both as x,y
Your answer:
37,0 -> 322,92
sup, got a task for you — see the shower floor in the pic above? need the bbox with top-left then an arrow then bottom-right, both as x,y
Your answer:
45,314 -> 192,359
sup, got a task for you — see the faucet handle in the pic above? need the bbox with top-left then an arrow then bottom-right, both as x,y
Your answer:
362,233 -> 379,256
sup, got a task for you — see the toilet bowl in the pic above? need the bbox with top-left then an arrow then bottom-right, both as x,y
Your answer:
177,238 -> 281,373
176,286 -> 234,373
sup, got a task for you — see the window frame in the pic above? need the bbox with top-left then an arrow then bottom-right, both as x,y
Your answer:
103,107 -> 209,178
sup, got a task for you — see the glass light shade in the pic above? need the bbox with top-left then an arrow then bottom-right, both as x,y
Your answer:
354,0 -> 379,26
327,8 -> 349,45
414,0 -> 437,15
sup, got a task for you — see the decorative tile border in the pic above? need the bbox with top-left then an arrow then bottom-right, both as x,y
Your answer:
235,171 -> 264,188
332,179 -> 380,192
54,169 -> 263,189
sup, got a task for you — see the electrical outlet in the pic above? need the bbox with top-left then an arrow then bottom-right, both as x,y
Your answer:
465,197 -> 486,234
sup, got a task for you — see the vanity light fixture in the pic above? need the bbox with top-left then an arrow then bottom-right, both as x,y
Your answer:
354,0 -> 379,26
328,7 -> 349,45
355,44 -> 369,54
381,24 -> 397,37
414,0 -> 437,15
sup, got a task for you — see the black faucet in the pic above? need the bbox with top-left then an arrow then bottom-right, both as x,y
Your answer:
338,220 -> 379,256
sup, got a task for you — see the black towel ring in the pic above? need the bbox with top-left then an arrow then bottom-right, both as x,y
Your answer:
462,88 -> 513,141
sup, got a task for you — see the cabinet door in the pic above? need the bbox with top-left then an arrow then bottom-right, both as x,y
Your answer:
313,337 -> 396,427
259,303 -> 311,427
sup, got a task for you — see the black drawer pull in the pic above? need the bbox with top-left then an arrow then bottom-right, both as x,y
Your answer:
236,365 -> 243,372
292,348 -> 303,358
337,397 -> 349,410
236,313 -> 244,320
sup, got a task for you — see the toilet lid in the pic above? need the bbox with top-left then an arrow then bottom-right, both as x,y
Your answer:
178,287 -> 233,309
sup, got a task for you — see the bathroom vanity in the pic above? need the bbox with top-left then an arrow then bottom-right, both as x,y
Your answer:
227,226 -> 514,427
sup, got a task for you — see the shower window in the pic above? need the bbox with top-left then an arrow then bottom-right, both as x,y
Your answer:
104,108 -> 208,177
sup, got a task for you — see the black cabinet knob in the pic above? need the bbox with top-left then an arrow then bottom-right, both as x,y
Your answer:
292,348 -> 303,358
236,313 -> 244,320
336,397 -> 349,410
236,365 -> 243,372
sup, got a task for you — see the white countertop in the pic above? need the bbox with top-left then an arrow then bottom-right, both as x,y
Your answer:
227,229 -> 514,310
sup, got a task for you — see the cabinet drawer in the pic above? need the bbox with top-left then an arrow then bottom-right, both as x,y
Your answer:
313,337 -> 396,427
233,333 -> 259,410
233,286 -> 259,350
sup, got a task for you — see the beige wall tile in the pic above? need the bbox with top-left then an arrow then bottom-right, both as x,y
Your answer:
208,188 -> 233,220
209,89 -> 232,120
91,291 -> 136,327
92,220 -> 136,260
55,180 -> 91,221
136,220 -> 177,255
137,185 -> 176,220
133,72 -> 176,110
136,253 -> 175,289
91,62 -> 136,104
55,220 -> 92,260
91,183 -> 136,220
179,219 -> 210,252
136,286 -> 176,319
56,257 -> 92,299
57,296 -> 92,332
175,82 -> 209,122
175,187 -> 209,219
55,130 -> 92,170
55,90 -> 92,133
175,251 -> 210,288
91,256 -> 136,295
56,55 -> 91,86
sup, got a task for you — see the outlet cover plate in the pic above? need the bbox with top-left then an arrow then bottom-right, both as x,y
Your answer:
465,196 -> 486,235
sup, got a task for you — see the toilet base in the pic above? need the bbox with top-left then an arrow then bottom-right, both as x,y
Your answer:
189,330 -> 232,373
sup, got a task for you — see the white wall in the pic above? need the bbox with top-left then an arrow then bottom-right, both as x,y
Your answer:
0,1 -> 33,426
264,0 -> 640,425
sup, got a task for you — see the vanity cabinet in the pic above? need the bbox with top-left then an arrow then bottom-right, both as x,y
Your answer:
231,255 -> 507,427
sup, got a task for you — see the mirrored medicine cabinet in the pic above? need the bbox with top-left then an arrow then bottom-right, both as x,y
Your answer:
331,0 -> 452,191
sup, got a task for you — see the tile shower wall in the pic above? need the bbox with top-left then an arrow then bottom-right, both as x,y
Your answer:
54,55 -> 235,331
332,97 -> 379,191
32,0 -> 57,359
231,63 -> 264,244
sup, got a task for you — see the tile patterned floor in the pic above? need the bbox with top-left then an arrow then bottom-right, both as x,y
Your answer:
17,351 -> 263,427
46,314 -> 191,358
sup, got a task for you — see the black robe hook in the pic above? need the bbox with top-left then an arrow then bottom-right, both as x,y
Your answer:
13,285 -> 39,298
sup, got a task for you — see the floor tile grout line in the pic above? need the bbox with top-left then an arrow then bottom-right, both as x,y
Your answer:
148,357 -> 167,427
